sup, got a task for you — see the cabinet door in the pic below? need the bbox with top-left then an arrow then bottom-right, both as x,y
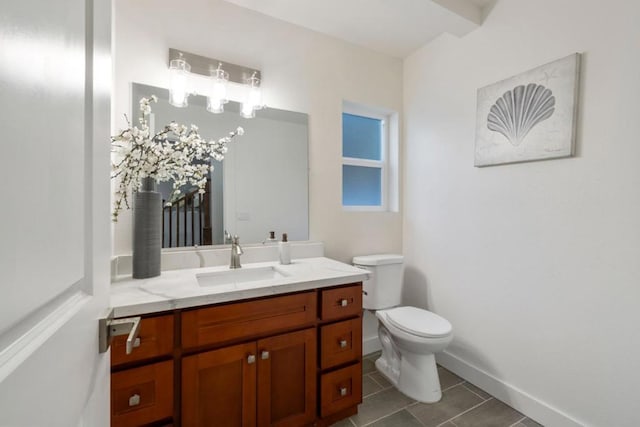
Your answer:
257,328 -> 317,427
182,342 -> 257,427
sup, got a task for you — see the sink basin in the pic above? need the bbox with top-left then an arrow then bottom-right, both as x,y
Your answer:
196,266 -> 288,287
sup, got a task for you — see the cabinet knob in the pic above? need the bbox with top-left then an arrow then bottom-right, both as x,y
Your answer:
261,351 -> 270,360
128,394 -> 141,407
339,340 -> 348,349
247,354 -> 256,364
340,299 -> 348,307
339,387 -> 348,397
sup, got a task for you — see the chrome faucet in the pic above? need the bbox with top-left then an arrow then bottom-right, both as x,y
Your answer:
230,235 -> 244,269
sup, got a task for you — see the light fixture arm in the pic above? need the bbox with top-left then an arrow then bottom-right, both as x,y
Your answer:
168,48 -> 261,85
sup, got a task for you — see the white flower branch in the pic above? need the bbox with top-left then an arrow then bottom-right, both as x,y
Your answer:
111,95 -> 244,221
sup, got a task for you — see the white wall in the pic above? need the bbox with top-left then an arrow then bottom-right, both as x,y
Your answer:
404,1 -> 640,426
112,0 -> 403,265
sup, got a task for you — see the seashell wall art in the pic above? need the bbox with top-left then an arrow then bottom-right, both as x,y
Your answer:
474,53 -> 581,167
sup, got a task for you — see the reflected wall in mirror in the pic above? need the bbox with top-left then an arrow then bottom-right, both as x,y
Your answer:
132,83 -> 309,247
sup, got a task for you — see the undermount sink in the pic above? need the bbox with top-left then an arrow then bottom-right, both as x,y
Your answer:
196,266 -> 288,287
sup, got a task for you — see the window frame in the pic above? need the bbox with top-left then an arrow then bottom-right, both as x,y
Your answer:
341,105 -> 390,212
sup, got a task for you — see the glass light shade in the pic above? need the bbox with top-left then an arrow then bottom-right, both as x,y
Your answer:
207,67 -> 229,114
207,98 -> 224,114
240,73 -> 263,118
247,85 -> 263,110
240,101 -> 255,118
169,57 -> 191,107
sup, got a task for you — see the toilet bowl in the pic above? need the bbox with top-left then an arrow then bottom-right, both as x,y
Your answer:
375,306 -> 453,402
353,254 -> 453,403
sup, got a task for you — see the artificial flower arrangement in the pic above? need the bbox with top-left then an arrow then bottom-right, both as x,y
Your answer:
110,95 -> 243,221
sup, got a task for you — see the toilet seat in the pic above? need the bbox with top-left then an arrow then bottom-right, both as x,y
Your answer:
384,306 -> 452,338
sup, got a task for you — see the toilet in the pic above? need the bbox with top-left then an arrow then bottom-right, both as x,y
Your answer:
353,254 -> 453,403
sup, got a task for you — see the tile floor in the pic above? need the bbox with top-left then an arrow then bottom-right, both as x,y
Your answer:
332,352 -> 544,427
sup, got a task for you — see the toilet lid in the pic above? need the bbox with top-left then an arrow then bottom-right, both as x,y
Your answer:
385,306 -> 452,338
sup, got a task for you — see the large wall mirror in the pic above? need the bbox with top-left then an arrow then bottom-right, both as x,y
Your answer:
132,83 -> 309,247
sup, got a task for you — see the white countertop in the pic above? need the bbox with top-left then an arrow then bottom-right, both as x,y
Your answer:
110,257 -> 370,317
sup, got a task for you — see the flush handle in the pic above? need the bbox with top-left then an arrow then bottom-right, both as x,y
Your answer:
128,394 -> 141,407
98,309 -> 141,355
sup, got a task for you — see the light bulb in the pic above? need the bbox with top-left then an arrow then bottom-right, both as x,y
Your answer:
207,98 -> 224,114
240,102 -> 255,118
169,56 -> 191,108
240,72 -> 262,118
207,65 -> 229,114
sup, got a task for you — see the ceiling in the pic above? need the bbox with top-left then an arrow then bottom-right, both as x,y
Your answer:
222,0 -> 493,58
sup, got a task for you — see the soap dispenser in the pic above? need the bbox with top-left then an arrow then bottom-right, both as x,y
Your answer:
279,233 -> 291,265
263,230 -> 278,245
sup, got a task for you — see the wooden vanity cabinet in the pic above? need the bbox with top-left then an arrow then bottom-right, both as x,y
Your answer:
110,313 -> 175,427
182,328 -> 316,427
182,341 -> 257,426
111,283 -> 363,427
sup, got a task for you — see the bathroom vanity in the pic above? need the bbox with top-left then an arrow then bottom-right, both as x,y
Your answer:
109,257 -> 368,426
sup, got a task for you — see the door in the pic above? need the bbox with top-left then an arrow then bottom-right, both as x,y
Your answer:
0,0 -> 112,425
182,342 -> 258,427
257,328 -> 317,427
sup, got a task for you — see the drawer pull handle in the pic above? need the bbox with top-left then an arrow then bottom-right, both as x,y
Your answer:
247,354 -> 256,364
339,340 -> 348,349
128,394 -> 141,407
261,351 -> 270,360
340,299 -> 348,307
339,387 -> 348,397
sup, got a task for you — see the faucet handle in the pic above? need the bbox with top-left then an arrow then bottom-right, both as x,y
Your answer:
233,235 -> 244,255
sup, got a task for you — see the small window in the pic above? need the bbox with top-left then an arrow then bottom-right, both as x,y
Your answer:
342,102 -> 398,211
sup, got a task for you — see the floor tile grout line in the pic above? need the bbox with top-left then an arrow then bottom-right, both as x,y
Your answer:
367,373 -> 389,388
406,407 -> 428,427
507,416 -> 527,427
441,380 -> 466,392
360,382 -> 395,399
460,383 -> 491,401
357,406 -> 416,427
435,397 -> 495,427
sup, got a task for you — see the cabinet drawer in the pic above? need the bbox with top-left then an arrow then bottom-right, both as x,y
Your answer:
111,314 -> 174,367
182,291 -> 317,349
320,284 -> 362,321
320,317 -> 362,369
320,363 -> 362,417
111,360 -> 173,427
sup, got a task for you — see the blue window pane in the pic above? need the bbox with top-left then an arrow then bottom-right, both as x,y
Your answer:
343,165 -> 381,206
343,113 -> 381,160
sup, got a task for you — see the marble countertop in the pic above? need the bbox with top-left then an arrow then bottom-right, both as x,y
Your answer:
110,257 -> 370,317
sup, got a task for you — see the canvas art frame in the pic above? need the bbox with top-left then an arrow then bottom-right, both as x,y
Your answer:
474,53 -> 581,167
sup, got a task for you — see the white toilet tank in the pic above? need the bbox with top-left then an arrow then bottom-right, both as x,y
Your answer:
353,254 -> 404,310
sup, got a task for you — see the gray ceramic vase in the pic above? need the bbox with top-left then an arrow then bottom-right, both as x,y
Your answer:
132,177 -> 161,279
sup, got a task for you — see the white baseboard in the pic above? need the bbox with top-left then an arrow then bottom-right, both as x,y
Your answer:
437,351 -> 586,427
363,336 -> 381,356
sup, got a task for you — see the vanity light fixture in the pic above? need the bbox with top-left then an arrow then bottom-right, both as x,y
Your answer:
240,72 -> 264,119
168,49 -> 263,117
207,63 -> 229,114
168,52 -> 191,108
